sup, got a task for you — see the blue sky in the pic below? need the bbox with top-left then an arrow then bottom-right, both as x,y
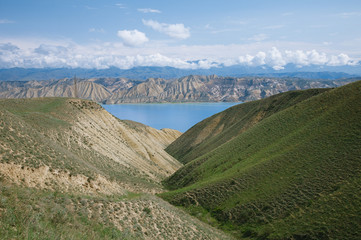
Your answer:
1,0 -> 361,69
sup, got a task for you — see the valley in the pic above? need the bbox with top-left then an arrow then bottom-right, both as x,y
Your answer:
2,1 -> 361,239
1,80 -> 360,239
0,97 -> 233,239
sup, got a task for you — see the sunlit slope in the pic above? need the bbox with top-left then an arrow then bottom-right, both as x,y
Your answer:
161,81 -> 361,239
166,88 -> 328,164
0,98 -> 237,240
0,98 -> 182,192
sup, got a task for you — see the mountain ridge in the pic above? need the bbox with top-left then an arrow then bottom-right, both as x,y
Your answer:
0,75 -> 357,103
0,66 -> 360,81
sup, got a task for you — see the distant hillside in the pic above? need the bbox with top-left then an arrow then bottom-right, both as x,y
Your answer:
0,66 -> 360,81
0,75 -> 357,103
161,81 -> 361,239
0,98 -> 234,239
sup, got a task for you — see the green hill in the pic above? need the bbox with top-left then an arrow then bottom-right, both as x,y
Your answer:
166,88 -> 329,164
0,98 -> 234,239
161,80 -> 361,239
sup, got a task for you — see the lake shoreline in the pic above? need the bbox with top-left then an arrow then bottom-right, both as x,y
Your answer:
102,102 -> 241,132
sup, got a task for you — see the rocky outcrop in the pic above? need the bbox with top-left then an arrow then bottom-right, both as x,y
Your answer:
0,75 -> 356,103
105,75 -> 355,103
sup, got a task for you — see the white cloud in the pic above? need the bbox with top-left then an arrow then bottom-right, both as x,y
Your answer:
142,19 -> 190,39
211,28 -> 241,34
0,40 -> 359,70
328,53 -> 352,66
138,8 -> 161,13
267,47 -> 287,69
263,25 -> 284,30
89,28 -> 105,33
238,47 -> 358,70
85,6 -> 97,10
248,33 -> 268,42
34,44 -> 69,55
115,3 -> 126,9
336,12 -> 361,18
117,29 -> 149,47
0,43 -> 20,52
227,20 -> 247,25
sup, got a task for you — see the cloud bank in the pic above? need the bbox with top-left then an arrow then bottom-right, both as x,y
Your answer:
142,19 -> 190,39
238,47 -> 357,70
0,42 -> 358,70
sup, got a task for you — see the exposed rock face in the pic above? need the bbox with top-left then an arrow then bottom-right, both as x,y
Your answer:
0,98 -> 182,193
68,99 -> 182,181
0,75 -> 355,103
0,163 -> 127,195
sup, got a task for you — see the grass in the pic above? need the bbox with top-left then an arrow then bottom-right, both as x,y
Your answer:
0,183 -> 138,240
0,97 -> 162,189
0,97 -> 237,240
160,80 -> 361,239
166,88 -> 329,164
0,97 -> 71,128
0,182 -> 236,240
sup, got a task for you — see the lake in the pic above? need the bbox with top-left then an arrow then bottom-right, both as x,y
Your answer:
102,102 -> 240,132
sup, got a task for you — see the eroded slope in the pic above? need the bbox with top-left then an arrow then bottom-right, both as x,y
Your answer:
0,97 -> 235,239
0,98 -> 182,192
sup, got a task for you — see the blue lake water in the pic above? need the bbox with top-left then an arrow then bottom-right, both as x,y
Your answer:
102,102 -> 240,132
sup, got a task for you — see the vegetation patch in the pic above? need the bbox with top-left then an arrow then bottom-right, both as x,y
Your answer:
161,80 -> 361,239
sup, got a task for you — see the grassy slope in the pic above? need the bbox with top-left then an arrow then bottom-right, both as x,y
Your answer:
161,81 -> 361,239
0,98 -> 149,186
166,88 -> 329,164
0,97 -> 234,239
0,182 -> 236,240
0,183 -> 134,240
0,98 -> 134,239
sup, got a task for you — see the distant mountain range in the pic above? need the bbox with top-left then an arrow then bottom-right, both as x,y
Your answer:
1,64 -> 361,81
0,75 -> 358,103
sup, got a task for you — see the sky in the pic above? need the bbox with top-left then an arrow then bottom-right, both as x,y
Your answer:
1,0 -> 361,70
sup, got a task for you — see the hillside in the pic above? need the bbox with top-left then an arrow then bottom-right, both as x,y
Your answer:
161,81 -> 361,239
0,75 -> 356,103
0,78 -> 134,102
0,98 -> 182,187
0,98 -> 234,239
166,87 -> 329,164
